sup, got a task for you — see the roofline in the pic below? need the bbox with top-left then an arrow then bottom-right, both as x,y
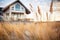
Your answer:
3,0 -> 30,14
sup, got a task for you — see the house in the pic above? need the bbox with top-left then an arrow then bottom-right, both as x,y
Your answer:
0,7 -> 4,21
0,0 -> 60,22
52,0 -> 60,21
0,7 -> 3,15
46,0 -> 60,21
1,0 -> 30,21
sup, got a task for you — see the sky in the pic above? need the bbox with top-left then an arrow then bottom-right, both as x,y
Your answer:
0,0 -> 52,13
0,0 -> 51,8
0,0 -> 60,21
0,0 -> 52,17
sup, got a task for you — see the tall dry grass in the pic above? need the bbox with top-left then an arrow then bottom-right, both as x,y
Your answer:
0,21 -> 60,40
50,0 -> 53,13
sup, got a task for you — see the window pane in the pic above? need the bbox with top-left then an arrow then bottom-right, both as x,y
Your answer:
58,0 -> 60,1
15,3 -> 20,11
12,6 -> 14,10
21,7 -> 24,11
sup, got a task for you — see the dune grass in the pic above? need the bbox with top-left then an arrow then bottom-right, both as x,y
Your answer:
0,21 -> 60,40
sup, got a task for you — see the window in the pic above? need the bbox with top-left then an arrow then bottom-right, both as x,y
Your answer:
20,6 -> 25,11
21,7 -> 24,11
15,3 -> 20,11
53,0 -> 60,2
12,6 -> 14,10
58,0 -> 60,1
6,13 -> 9,19
6,13 -> 9,16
